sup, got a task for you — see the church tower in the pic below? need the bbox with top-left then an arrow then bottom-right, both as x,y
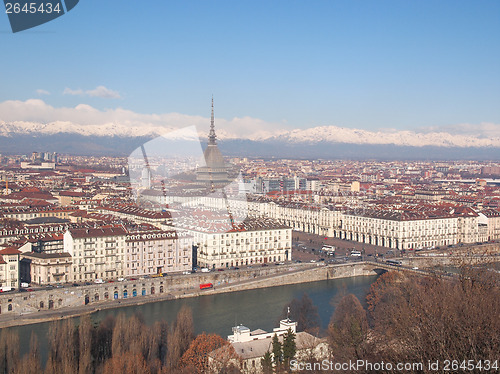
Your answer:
196,97 -> 231,185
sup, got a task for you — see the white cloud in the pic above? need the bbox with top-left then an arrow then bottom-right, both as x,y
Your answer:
0,99 -> 287,139
86,86 -> 121,99
63,88 -> 84,96
63,86 -> 121,99
36,89 -> 50,96
0,99 -> 499,148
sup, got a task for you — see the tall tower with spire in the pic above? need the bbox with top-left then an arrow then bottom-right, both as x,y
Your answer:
196,97 -> 231,185
208,96 -> 217,145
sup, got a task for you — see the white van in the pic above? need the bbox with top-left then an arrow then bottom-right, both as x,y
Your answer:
350,250 -> 362,257
201,268 -> 210,273
94,278 -> 104,284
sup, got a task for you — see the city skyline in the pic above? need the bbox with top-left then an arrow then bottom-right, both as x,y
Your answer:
1,1 -> 500,148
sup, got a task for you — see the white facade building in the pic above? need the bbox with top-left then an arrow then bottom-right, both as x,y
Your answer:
64,226 -> 127,282
172,209 -> 292,269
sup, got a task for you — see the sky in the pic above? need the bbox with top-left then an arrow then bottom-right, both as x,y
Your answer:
0,0 -> 499,139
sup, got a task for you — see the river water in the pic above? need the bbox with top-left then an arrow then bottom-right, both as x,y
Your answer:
8,274 -> 377,363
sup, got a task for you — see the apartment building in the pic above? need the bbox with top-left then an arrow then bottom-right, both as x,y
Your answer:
64,226 -> 127,282
125,229 -> 191,276
0,246 -> 21,289
172,208 -> 291,269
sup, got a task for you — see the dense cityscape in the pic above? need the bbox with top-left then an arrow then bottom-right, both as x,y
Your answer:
1,122 -> 500,372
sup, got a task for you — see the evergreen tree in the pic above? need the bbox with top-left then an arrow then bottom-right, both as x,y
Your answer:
282,328 -> 296,366
271,334 -> 282,369
261,350 -> 273,374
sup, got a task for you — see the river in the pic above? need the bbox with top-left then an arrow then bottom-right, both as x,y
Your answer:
7,274 -> 377,363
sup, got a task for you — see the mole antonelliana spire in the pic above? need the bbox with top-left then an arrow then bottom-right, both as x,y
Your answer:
208,95 -> 217,145
196,97 -> 231,184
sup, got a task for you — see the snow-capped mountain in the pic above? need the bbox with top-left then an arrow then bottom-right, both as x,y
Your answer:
267,125 -> 500,148
1,99 -> 500,158
2,121 -> 499,149
1,99 -> 499,149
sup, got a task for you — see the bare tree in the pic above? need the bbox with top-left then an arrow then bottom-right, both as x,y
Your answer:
15,332 -> 42,374
328,294 -> 369,361
166,305 -> 194,370
279,293 -> 320,333
45,319 -> 78,374
93,315 -> 115,369
78,315 -> 94,374
367,268 -> 500,373
0,329 -> 19,374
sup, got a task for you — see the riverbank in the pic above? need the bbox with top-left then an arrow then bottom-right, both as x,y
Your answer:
0,262 -> 378,328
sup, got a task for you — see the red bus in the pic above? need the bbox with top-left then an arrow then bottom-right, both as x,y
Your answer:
199,283 -> 213,290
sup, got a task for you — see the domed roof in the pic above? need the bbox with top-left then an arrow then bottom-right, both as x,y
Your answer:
203,144 -> 226,168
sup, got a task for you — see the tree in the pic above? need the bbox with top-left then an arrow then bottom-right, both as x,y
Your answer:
166,305 -> 194,370
261,351 -> 273,374
102,353 -> 151,374
78,315 -> 94,374
328,294 -> 368,361
282,328 -> 296,367
179,332 -> 232,374
152,320 -> 169,367
16,332 -> 41,374
93,315 -> 115,368
271,334 -> 282,369
279,294 -> 320,333
0,329 -> 19,374
365,271 -> 404,319
111,314 -> 129,358
45,319 -> 78,374
368,269 -> 500,368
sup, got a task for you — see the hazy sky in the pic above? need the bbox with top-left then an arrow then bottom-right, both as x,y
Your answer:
1,0 -> 499,134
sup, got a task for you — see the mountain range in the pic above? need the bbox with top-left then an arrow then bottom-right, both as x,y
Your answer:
1,120 -> 499,160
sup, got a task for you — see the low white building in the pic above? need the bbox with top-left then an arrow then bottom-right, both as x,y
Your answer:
210,319 -> 328,374
21,252 -> 72,285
